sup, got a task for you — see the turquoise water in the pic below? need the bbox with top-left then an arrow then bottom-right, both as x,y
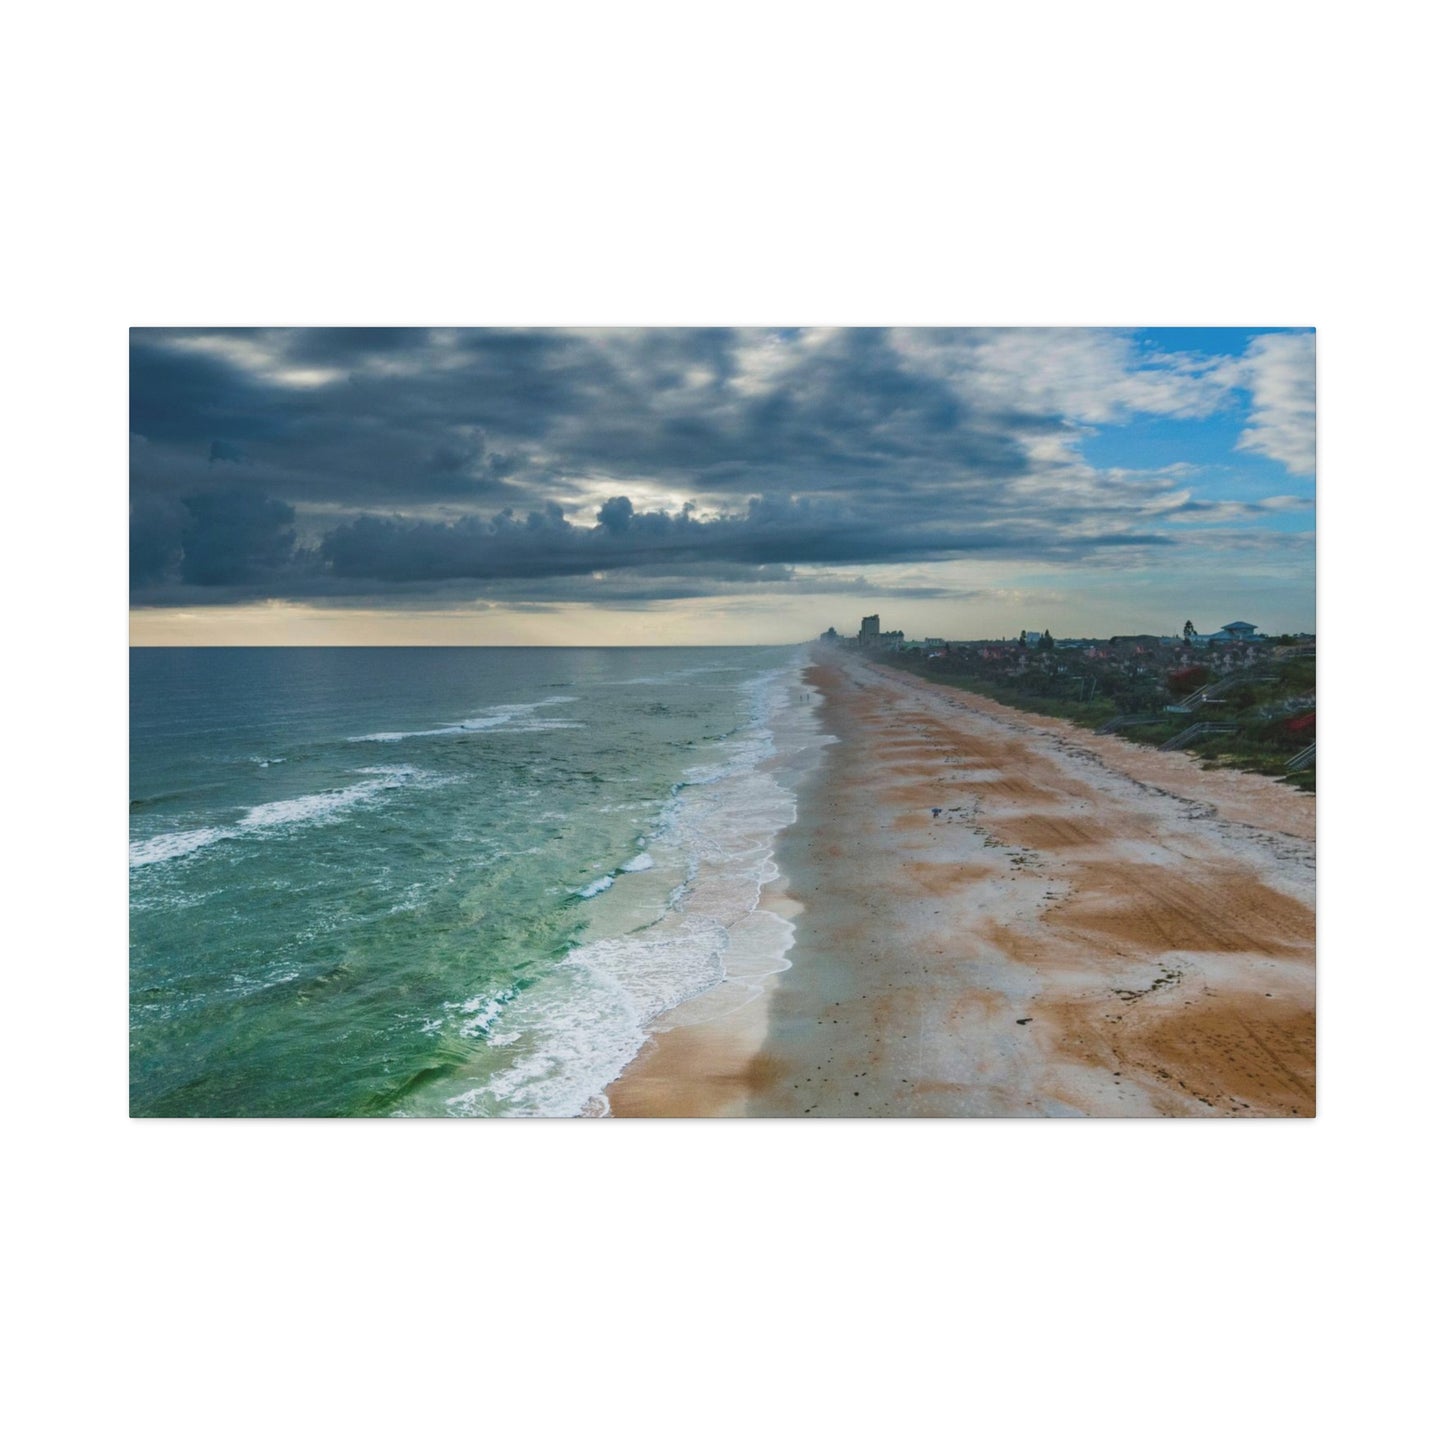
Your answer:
130,646 -> 808,1117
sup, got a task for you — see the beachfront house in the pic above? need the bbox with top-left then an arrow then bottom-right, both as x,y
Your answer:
1210,620 -> 1259,642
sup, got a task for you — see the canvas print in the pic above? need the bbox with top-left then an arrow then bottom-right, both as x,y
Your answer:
130,328 -> 1316,1117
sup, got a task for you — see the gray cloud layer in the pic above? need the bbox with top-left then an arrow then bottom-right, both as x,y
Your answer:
129,327 -> 1313,606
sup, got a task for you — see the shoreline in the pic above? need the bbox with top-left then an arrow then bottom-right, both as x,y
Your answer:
605,657 -> 826,1117
608,649 -> 1315,1118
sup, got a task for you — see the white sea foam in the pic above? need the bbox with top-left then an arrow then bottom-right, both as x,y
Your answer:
237,765 -> 419,829
575,875 -> 614,898
130,764 -> 438,869
438,649 -> 832,1117
593,662 -> 740,687
445,987 -> 518,1039
128,826 -> 232,868
350,697 -> 579,742
620,851 -> 655,872
441,964 -> 644,1117
226,963 -> 302,999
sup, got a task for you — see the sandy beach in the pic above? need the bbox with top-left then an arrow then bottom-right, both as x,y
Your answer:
609,650 -> 1316,1118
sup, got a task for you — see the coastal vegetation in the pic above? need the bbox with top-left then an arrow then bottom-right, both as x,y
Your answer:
867,636 -> 1316,791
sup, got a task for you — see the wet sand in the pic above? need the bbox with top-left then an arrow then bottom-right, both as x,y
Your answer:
608,651 -> 1315,1118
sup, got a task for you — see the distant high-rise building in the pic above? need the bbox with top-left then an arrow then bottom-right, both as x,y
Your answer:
859,614 -> 881,644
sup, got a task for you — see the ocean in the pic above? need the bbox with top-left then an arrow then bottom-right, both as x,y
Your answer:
130,645 -> 819,1117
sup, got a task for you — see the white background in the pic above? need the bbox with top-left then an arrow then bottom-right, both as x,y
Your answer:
7,3 -> 1440,1442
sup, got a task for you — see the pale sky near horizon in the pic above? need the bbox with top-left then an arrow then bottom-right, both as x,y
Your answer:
130,327 -> 1316,645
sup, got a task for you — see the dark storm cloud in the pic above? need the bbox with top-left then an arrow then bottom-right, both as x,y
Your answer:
319,494 -> 1173,586
131,326 -> 1026,497
130,485 -> 299,589
283,327 -> 436,363
129,493 -> 186,586
178,490 -> 297,586
129,335 -> 337,451
128,327 -> 1210,605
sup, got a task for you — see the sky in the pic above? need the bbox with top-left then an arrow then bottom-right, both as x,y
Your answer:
129,327 -> 1316,645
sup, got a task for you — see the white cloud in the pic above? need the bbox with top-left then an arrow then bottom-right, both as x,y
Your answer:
167,333 -> 344,389
1236,331 -> 1316,475
890,327 -> 1237,426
